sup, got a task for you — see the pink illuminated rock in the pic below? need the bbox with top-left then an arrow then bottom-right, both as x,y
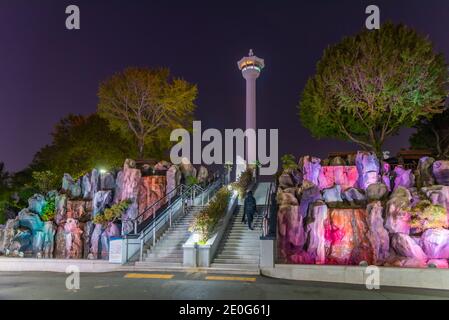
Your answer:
386,256 -> 428,268
433,160 -> 449,186
391,233 -> 427,261
317,166 -> 358,191
299,156 -> 321,186
393,166 -> 415,190
138,176 -> 167,222
305,202 -> 329,264
64,218 -> 84,259
277,191 -> 299,206
298,183 -> 321,218
166,165 -> 181,202
114,159 -> 142,235
385,190 -> 411,234
366,183 -> 388,201
277,205 -> 305,262
326,208 -> 374,265
355,151 -> 380,189
367,201 -> 389,265
420,228 -> 449,259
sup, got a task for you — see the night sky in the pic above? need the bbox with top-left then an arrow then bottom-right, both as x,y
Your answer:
0,0 -> 448,172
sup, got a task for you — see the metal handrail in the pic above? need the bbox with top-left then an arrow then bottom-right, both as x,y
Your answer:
262,182 -> 275,237
124,175 -> 223,262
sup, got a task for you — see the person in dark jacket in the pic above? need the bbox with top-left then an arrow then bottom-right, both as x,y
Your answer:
243,191 -> 257,230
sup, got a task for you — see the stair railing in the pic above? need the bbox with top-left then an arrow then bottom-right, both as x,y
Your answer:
262,182 -> 276,237
123,174 -> 223,262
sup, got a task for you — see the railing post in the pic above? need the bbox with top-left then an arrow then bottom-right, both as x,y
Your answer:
153,220 -> 156,246
134,220 -> 137,234
169,207 -> 172,227
140,238 -> 144,262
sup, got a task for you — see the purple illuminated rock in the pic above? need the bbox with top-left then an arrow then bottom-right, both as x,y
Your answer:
422,185 -> 449,212
323,185 -> 343,203
154,160 -> 171,172
416,157 -> 435,188
299,156 -> 321,186
391,233 -> 427,261
92,191 -> 113,217
366,201 -> 389,265
89,223 -> 103,259
42,221 -> 56,258
62,174 -> 82,198
342,187 -> 366,204
298,183 -> 322,218
100,222 -> 120,259
433,160 -> 449,186
355,151 -> 380,189
420,228 -> 449,259
393,166 -> 415,190
100,172 -> 115,190
305,202 -> 328,264
82,221 -> 94,259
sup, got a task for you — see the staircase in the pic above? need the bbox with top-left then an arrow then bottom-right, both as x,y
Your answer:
136,206 -> 205,268
210,205 -> 264,274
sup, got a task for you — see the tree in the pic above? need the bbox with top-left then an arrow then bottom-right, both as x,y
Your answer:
299,22 -> 448,156
97,67 -> 197,158
29,113 -> 134,179
410,105 -> 449,159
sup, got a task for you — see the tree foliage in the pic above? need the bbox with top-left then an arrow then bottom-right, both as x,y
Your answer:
410,105 -> 449,159
97,67 -> 197,157
299,22 -> 448,155
29,113 -> 133,179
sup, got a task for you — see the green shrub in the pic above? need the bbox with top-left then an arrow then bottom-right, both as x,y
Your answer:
32,170 -> 60,193
93,199 -> 132,225
281,154 -> 298,171
40,193 -> 56,222
186,175 -> 199,186
189,187 -> 231,244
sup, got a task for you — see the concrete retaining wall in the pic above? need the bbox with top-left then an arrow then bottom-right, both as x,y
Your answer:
0,258 -> 126,273
262,264 -> 449,290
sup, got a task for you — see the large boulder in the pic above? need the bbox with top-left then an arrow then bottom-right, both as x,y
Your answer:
55,194 -> 67,225
421,185 -> 449,216
410,201 -> 448,234
305,202 -> 328,264
416,157 -> 435,188
433,160 -> 449,186
138,176 -> 167,222
62,174 -> 82,199
317,166 -> 358,191
277,191 -> 299,206
64,218 -> 84,259
278,173 -> 295,189
393,166 -> 415,190
391,233 -> 427,261
322,185 -> 343,204
366,201 -> 389,265
385,192 -> 411,234
100,172 -> 115,190
92,191 -> 113,217
154,160 -> 171,172
82,221 -> 94,259
100,222 -> 120,260
342,188 -> 366,204
325,208 -> 374,265
0,219 -> 17,254
166,165 -> 181,201
299,156 -> 321,186
66,200 -> 92,221
18,208 -> 44,233
42,221 -> 56,258
28,194 -> 46,215
298,183 -> 322,218
355,151 -> 380,189
420,228 -> 449,259
114,159 -> 142,235
54,224 -> 66,258
277,206 -> 305,262
88,223 -> 103,259
366,183 -> 388,202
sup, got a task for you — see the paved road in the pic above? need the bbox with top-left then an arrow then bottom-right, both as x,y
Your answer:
1,271 -> 449,300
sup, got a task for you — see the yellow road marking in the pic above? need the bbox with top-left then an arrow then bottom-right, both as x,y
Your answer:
124,273 -> 174,279
205,276 -> 256,282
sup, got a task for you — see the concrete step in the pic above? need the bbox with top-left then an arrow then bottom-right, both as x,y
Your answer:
215,254 -> 259,260
214,258 -> 259,264
136,261 -> 183,268
211,263 -> 259,270
144,257 -> 182,263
